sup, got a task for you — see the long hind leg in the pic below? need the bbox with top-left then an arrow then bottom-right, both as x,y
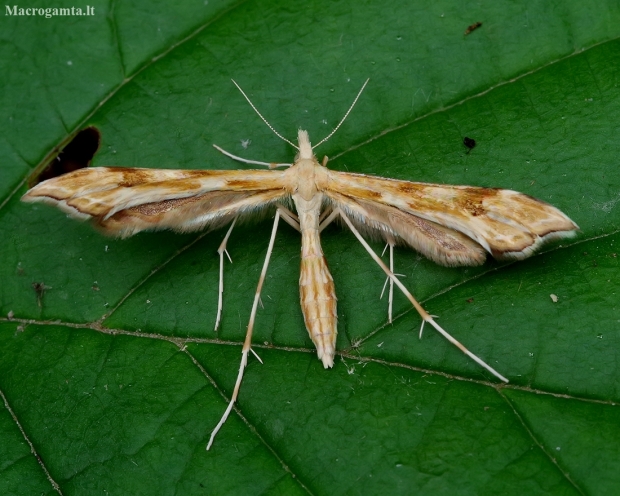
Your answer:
207,209 -> 283,450
336,209 -> 508,383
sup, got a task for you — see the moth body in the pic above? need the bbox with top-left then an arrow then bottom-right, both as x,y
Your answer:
295,191 -> 337,368
287,134 -> 338,367
21,128 -> 578,369
20,81 -> 580,451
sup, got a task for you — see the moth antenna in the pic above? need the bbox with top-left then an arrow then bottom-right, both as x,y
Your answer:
231,79 -> 299,150
312,78 -> 370,150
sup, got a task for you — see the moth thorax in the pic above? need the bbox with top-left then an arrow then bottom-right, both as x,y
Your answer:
297,129 -> 313,159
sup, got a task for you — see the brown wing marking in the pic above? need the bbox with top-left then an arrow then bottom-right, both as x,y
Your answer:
325,170 -> 578,261
327,191 -> 487,267
100,189 -> 285,237
22,167 -> 291,237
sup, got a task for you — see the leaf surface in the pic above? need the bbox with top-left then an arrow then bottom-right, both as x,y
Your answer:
2,1 -> 620,494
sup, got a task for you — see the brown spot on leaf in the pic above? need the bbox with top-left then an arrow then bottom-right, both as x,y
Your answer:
464,21 -> 482,35
32,282 -> 51,308
463,137 -> 476,154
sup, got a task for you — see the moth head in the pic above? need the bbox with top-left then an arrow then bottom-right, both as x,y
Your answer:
297,129 -> 314,160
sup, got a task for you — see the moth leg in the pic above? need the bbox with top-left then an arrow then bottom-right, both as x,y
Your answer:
215,217 -> 238,331
318,208 -> 339,232
336,209 -> 508,384
319,206 -> 333,224
207,210 -> 282,450
419,314 -> 439,339
212,144 -> 291,169
278,206 -> 301,232
379,235 -> 396,324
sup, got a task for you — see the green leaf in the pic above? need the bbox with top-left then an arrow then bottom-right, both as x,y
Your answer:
2,1 -> 620,494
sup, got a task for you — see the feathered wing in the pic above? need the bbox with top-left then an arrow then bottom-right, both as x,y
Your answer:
323,170 -> 578,267
22,167 -> 290,237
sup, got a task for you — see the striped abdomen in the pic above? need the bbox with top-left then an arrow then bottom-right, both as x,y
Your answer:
295,199 -> 338,368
